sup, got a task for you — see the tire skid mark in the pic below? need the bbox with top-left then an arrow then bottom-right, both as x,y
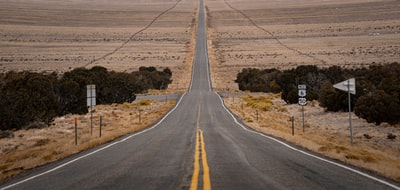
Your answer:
84,0 -> 183,68
222,0 -> 326,64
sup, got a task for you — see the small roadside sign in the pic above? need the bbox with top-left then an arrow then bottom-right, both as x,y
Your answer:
333,78 -> 356,95
298,84 -> 307,132
333,78 -> 356,145
298,84 -> 306,90
298,89 -> 306,97
298,84 -> 306,97
87,84 -> 96,107
298,97 -> 307,106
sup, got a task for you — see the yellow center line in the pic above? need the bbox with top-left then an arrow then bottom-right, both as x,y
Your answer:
190,104 -> 211,190
190,131 -> 200,190
200,129 -> 211,190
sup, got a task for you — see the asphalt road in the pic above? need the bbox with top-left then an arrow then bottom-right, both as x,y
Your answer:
1,0 -> 399,189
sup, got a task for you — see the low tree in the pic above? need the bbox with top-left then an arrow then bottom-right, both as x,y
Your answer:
355,90 -> 400,125
0,72 -> 58,130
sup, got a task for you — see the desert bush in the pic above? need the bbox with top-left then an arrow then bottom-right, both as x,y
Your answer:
0,72 -> 58,129
137,99 -> 153,106
354,90 -> 400,125
242,96 -> 274,111
235,68 -> 281,92
387,133 -> 396,140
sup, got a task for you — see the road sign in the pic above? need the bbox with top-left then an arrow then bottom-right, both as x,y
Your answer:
298,85 -> 306,90
87,85 -> 96,106
298,89 -> 306,97
333,78 -> 356,145
298,97 -> 307,106
298,84 -> 306,98
298,84 -> 307,132
298,85 -> 306,89
333,78 -> 356,95
298,84 -> 306,97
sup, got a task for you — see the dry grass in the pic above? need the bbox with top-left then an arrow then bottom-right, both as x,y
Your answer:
0,99 -> 176,182
224,93 -> 400,182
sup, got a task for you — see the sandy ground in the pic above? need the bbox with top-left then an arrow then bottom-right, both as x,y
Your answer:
0,0 -> 399,183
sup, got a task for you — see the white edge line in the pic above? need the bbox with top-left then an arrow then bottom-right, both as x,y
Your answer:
215,92 -> 400,190
1,93 -> 187,190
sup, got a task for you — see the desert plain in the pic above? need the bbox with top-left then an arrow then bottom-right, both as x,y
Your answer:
0,0 -> 399,183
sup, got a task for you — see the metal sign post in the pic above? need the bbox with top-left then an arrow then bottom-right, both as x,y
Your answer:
334,78 -> 356,145
87,85 -> 96,136
298,85 -> 306,132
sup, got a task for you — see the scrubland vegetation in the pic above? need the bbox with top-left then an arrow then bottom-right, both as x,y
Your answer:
235,63 -> 400,125
0,66 -> 172,131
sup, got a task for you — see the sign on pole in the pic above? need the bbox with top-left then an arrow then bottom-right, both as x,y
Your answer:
86,84 -> 96,135
333,78 -> 356,145
87,85 -> 96,107
298,85 -> 307,106
333,78 -> 356,95
298,85 -> 306,132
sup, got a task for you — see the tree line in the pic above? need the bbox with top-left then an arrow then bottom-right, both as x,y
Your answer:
235,62 -> 400,125
0,66 -> 172,130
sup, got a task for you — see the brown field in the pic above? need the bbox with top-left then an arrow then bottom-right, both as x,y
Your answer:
206,0 -> 400,90
0,0 -> 399,183
0,0 -> 198,90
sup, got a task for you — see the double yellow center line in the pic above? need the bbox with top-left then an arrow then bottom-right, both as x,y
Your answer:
190,104 -> 211,190
190,130 -> 211,190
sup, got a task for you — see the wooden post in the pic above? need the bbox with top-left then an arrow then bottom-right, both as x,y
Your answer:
291,116 -> 295,136
256,110 -> 259,121
99,115 -> 102,138
74,117 -> 78,145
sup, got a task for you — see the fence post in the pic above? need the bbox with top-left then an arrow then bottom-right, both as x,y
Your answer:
291,116 -> 295,136
74,117 -> 78,145
99,115 -> 102,138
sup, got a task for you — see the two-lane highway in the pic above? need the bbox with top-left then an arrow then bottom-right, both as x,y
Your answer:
1,0 -> 399,189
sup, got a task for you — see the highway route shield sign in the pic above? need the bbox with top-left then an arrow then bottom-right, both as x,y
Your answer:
298,97 -> 307,106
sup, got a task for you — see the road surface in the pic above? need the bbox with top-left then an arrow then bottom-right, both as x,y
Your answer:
1,0 -> 399,189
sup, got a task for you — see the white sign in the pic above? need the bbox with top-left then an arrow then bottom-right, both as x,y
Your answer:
298,84 -> 306,96
298,97 -> 307,106
298,85 -> 306,90
87,85 -> 96,106
298,89 -> 306,97
333,78 -> 356,95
